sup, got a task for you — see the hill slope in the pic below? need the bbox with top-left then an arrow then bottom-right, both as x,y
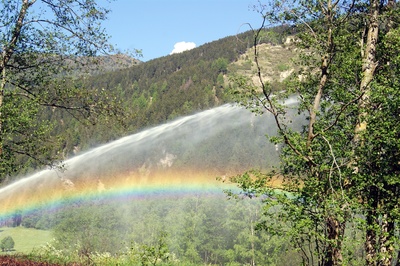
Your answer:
11,26 -> 298,179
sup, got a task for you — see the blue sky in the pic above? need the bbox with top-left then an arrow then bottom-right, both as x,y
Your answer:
102,0 -> 263,61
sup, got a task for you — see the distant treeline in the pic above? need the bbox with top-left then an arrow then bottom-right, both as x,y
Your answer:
9,194 -> 305,265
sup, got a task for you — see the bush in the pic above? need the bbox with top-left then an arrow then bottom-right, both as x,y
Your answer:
1,236 -> 15,252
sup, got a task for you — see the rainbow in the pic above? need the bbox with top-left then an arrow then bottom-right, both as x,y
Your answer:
0,169 -> 237,220
0,102 -> 287,221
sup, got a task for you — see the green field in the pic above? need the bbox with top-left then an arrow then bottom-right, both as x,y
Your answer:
0,227 -> 52,254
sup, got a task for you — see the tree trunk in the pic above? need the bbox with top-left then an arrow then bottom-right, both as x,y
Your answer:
250,221 -> 255,266
378,214 -> 395,266
366,204 -> 396,266
354,0 -> 379,144
324,216 -> 345,266
365,187 -> 378,266
306,0 -> 333,150
356,1 -> 381,265
0,51 -> 5,156
0,0 -> 34,158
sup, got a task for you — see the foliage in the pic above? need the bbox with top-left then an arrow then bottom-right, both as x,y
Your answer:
1,236 -> 15,252
0,17 -> 295,184
52,201 -> 129,257
0,0 -> 126,182
229,1 -> 400,265
9,194 -> 300,265
40,26 -> 292,168
138,231 -> 171,266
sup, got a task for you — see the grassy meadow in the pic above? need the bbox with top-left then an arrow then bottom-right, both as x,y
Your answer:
0,227 -> 52,254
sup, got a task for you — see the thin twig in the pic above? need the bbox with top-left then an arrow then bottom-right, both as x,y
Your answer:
322,135 -> 344,199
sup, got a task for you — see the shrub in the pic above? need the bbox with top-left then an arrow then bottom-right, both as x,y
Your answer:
1,236 -> 15,252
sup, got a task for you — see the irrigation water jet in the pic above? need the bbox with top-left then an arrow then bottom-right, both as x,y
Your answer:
0,98 -> 300,221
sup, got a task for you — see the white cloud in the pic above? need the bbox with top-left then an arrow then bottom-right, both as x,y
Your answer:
170,41 -> 196,55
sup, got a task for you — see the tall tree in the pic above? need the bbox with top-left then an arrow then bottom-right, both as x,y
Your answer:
0,0 -> 121,181
229,0 -> 399,265
354,1 -> 400,264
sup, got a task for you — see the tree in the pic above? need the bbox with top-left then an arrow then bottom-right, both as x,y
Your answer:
53,202 -> 127,256
138,231 -> 171,266
0,236 -> 15,252
0,0 -> 125,182
229,0 -> 399,265
211,57 -> 229,74
354,2 -> 400,264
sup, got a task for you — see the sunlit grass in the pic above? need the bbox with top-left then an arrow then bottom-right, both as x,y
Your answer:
0,227 -> 52,254
228,42 -> 298,85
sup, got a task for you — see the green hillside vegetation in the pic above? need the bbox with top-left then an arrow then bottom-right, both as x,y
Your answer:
13,196 -> 307,265
11,26 -> 295,179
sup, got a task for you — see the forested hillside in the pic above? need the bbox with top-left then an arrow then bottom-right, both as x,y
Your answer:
42,26 -> 293,168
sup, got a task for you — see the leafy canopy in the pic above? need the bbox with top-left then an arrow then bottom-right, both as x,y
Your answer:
0,0 -> 124,181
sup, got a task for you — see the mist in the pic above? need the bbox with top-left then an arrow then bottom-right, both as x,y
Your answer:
0,99 -> 303,263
